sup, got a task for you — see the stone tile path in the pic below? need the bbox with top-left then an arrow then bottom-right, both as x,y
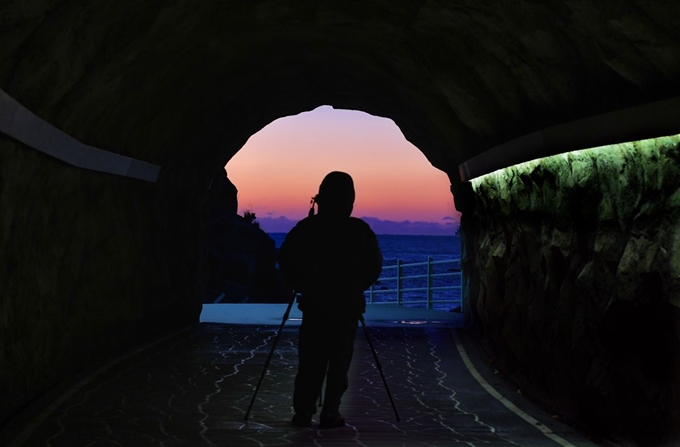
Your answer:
11,324 -> 600,447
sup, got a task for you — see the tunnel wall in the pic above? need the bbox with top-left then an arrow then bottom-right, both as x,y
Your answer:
462,135 -> 680,445
0,136 -> 203,425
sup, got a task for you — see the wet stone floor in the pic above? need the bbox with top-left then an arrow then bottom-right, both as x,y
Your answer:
14,324 -> 591,447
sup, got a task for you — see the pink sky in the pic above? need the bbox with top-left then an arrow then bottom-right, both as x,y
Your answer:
225,106 -> 461,234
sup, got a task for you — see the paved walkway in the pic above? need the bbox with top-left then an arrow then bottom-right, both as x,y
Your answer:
200,303 -> 467,327
3,305 -> 603,447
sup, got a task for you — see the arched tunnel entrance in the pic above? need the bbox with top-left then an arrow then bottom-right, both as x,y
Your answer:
2,2 -> 680,445
202,105 -> 460,306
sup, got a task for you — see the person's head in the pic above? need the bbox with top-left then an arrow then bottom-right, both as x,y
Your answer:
315,171 -> 355,218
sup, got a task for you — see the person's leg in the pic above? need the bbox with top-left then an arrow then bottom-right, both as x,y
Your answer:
321,318 -> 358,426
293,315 -> 328,424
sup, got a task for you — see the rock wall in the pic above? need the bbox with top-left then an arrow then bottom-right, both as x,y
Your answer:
0,136 -> 203,425
462,135 -> 680,445
202,172 -> 285,303
2,0 -> 680,437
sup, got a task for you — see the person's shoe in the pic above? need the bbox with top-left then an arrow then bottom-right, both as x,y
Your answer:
319,412 -> 345,429
290,413 -> 312,427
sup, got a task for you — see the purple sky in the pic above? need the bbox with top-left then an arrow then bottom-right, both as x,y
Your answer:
226,106 -> 461,235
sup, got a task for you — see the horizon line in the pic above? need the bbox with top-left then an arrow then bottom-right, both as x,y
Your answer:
265,231 -> 461,236
249,213 -> 460,224
251,214 -> 460,236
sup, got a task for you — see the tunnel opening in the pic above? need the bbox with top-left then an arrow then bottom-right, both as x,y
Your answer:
199,105 -> 462,314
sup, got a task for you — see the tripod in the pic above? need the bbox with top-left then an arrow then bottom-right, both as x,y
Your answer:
359,315 -> 401,422
243,295 -> 400,423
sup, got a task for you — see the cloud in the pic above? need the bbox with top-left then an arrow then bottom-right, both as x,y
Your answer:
256,215 -> 299,233
256,215 -> 459,236
358,217 -> 458,236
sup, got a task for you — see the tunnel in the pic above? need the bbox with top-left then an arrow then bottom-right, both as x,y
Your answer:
1,1 -> 680,445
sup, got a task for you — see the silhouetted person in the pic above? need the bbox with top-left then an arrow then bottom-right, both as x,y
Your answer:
278,171 -> 382,428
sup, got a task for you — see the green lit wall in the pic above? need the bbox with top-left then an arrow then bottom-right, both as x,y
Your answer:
463,134 -> 680,445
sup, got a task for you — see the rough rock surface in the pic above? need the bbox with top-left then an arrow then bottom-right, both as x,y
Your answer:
462,135 -> 680,445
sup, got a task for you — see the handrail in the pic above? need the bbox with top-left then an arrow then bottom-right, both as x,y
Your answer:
367,256 -> 462,309
0,88 -> 161,182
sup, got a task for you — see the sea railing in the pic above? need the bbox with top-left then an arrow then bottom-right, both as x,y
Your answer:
366,256 -> 462,309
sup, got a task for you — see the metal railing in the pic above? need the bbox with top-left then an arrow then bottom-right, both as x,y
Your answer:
366,257 -> 462,309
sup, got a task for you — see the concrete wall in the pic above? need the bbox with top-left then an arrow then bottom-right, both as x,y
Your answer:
0,136 -> 202,425
461,135 -> 680,445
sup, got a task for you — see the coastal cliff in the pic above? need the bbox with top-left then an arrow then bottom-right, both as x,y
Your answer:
203,173 -> 285,303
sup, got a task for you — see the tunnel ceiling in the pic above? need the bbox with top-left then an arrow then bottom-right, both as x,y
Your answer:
1,0 -> 679,179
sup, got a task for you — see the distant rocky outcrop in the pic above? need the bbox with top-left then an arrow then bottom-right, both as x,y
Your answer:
203,172 -> 287,303
462,135 -> 680,446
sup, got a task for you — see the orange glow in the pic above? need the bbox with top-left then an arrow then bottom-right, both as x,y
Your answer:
225,106 -> 460,231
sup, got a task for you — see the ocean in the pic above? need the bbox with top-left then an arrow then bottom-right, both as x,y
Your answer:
268,233 -> 462,311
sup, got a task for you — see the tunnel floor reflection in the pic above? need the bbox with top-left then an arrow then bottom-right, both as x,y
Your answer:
16,324 -> 600,446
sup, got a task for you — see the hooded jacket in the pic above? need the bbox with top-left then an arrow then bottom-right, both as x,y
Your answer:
278,213 -> 382,318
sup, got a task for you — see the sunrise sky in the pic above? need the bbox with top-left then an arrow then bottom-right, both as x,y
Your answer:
225,106 -> 461,235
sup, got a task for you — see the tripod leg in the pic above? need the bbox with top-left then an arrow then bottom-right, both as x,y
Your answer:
359,315 -> 401,422
244,291 -> 297,422
317,374 -> 323,408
